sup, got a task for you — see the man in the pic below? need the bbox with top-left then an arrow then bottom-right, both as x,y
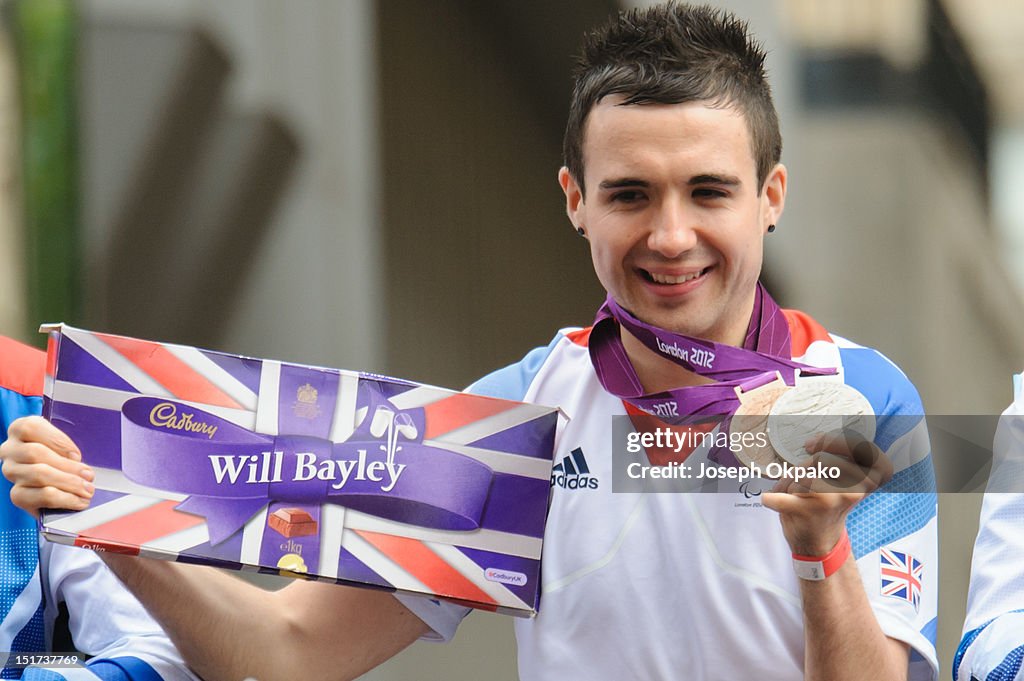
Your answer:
956,374 -> 1024,681
0,336 -> 196,680
0,4 -> 938,680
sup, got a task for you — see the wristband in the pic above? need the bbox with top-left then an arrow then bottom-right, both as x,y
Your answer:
791,529 -> 851,581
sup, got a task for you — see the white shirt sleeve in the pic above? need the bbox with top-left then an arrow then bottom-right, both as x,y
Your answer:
956,380 -> 1024,681
393,593 -> 471,642
39,542 -> 199,681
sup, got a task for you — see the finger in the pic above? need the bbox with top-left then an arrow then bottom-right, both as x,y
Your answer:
761,491 -> 806,513
760,490 -> 784,512
2,440 -> 93,480
820,451 -> 893,492
774,456 -> 872,499
770,455 -> 837,494
805,432 -> 893,488
10,484 -> 91,518
0,442 -> 95,497
7,416 -> 82,462
2,460 -> 94,499
770,467 -> 816,494
770,476 -> 814,494
803,453 -> 872,493
805,431 -> 881,468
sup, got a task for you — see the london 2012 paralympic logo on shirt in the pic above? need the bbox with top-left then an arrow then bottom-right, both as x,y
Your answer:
739,480 -> 762,498
551,447 -> 599,490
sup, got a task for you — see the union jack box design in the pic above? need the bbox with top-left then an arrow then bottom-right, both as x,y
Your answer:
39,324 -> 558,616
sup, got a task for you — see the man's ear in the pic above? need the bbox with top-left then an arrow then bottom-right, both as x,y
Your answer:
559,166 -> 585,232
762,163 -> 787,231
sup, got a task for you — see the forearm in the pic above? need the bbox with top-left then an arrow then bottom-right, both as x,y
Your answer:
45,542 -> 197,680
800,559 -> 908,681
100,553 -> 429,681
100,554 -> 289,680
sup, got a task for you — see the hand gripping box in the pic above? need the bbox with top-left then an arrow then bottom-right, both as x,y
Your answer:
38,324 -> 558,616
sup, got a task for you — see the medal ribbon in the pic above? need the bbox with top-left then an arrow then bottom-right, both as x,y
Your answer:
589,283 -> 835,419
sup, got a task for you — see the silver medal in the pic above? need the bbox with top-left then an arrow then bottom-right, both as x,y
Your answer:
767,378 -> 876,466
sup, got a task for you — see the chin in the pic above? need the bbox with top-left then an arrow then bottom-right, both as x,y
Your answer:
653,314 -> 707,338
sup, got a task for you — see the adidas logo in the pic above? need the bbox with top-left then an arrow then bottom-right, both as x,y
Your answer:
551,447 -> 599,490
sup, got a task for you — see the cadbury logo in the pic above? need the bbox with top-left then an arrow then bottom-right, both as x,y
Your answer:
149,402 -> 219,439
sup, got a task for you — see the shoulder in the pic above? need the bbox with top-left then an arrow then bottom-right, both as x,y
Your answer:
0,336 -> 46,434
0,336 -> 45,398
467,329 -> 588,401
784,309 -> 923,417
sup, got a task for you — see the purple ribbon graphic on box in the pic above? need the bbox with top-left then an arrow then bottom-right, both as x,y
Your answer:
119,384 -> 495,545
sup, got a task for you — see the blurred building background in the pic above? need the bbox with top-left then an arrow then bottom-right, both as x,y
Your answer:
1,0 -> 1022,678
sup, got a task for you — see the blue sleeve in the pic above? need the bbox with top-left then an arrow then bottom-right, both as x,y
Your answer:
20,657 -> 162,681
839,346 -> 936,549
0,387 -> 43,439
86,657 -> 164,681
838,346 -> 939,680
956,391 -> 1024,681
956,611 -> 1024,681
467,334 -> 561,400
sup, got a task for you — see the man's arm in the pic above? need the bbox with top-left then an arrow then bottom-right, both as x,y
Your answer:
763,496 -> 910,681
39,541 -> 200,681
101,555 -> 429,681
799,566 -> 910,681
761,435 -> 911,681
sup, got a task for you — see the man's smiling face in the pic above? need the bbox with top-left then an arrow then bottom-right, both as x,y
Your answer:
561,97 -> 786,345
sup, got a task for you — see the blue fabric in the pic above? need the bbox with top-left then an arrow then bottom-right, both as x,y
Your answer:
837,346 -> 937,560
0,387 -> 46,679
86,657 -> 162,681
0,356 -> 184,681
956,610 -> 1024,681
837,345 -> 924,450
18,669 -> 68,681
0,389 -> 43,439
467,335 -> 561,400
920,616 -> 938,646
987,645 -> 1024,681
958,622 -> 990,681
846,460 -> 937,558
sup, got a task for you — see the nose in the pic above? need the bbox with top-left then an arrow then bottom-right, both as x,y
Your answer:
646,200 -> 697,258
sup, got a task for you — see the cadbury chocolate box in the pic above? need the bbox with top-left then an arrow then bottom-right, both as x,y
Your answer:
39,324 -> 558,616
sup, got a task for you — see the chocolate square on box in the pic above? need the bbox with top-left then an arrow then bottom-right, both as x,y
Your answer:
269,507 -> 318,538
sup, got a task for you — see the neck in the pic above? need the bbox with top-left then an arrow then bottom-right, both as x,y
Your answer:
620,297 -> 757,394
620,330 -> 714,393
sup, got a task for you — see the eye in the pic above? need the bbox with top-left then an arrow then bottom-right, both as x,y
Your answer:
693,188 -> 727,200
610,190 -> 646,204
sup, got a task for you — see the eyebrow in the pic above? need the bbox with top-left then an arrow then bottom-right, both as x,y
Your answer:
597,174 -> 742,190
688,174 -> 741,187
598,178 -> 649,190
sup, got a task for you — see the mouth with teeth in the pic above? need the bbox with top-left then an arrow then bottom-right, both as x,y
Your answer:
640,266 -> 711,286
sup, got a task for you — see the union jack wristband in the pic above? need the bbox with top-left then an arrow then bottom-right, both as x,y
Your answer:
791,529 -> 851,581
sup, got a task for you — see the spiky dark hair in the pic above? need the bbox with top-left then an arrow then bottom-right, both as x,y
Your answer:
564,2 -> 782,195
